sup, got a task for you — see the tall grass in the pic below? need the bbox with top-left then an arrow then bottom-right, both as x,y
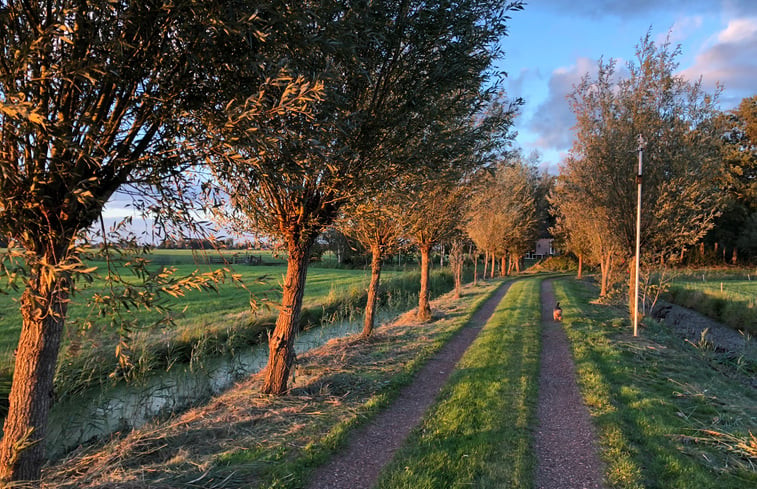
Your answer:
375,278 -> 542,489
554,278 -> 757,488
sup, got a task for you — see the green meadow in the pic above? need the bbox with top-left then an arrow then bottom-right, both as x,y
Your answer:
0,249 -> 453,405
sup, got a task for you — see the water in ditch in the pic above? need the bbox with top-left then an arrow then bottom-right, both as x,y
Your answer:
46,310 -> 396,459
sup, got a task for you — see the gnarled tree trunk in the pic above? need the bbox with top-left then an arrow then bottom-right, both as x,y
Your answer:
0,264 -> 69,483
599,252 -> 612,297
262,239 -> 311,395
362,244 -> 383,337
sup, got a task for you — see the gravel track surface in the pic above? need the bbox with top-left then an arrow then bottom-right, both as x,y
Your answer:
534,279 -> 605,489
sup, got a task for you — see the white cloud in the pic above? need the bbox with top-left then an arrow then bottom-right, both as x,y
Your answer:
717,17 -> 757,42
526,58 -> 598,152
656,16 -> 704,44
681,17 -> 757,107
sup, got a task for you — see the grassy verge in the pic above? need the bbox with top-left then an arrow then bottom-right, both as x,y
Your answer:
42,279 -> 507,488
374,277 -> 542,489
553,278 -> 757,489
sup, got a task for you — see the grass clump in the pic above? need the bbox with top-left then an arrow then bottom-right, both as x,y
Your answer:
553,278 -> 757,489
375,278 -> 542,489
40,280 -> 505,488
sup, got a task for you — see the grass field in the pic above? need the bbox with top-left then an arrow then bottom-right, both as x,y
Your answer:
667,275 -> 757,335
555,277 -> 757,488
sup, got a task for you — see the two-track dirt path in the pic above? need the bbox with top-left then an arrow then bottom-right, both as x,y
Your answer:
307,280 -> 515,489
308,277 -> 606,489
534,279 -> 605,489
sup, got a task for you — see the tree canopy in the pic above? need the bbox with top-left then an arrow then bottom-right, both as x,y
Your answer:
556,33 -> 723,316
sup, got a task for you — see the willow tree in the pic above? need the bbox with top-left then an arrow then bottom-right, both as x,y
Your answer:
465,156 -> 537,277
564,33 -> 723,321
211,0 -> 524,394
337,196 -> 404,337
550,178 -> 622,294
0,1 -> 313,482
706,95 -> 757,262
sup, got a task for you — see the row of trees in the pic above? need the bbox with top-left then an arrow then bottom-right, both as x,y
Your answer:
0,0 -> 526,482
550,33 -> 757,319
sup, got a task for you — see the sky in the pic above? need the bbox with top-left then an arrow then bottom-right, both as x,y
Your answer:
500,0 -> 757,173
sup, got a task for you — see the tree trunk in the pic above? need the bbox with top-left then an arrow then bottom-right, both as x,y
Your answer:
417,243 -> 432,321
577,253 -> 583,279
473,253 -> 478,286
453,261 -> 462,298
483,251 -> 488,280
0,273 -> 69,483
262,239 -> 311,395
490,253 -> 496,279
515,255 -> 521,273
362,244 -> 383,338
500,255 -> 506,277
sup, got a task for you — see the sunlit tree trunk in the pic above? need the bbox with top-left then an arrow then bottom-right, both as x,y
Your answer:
262,239 -> 311,395
483,251 -> 488,280
500,255 -> 506,277
417,243 -> 432,321
577,253 -> 583,279
599,251 -> 612,296
473,252 -> 478,285
490,253 -> 496,279
0,259 -> 69,482
362,244 -> 383,337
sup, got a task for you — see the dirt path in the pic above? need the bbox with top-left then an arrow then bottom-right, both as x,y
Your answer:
307,280 -> 514,489
534,280 -> 605,489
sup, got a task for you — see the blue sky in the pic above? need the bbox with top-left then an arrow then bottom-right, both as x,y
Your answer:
501,0 -> 757,173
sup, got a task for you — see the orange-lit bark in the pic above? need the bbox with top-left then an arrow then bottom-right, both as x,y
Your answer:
262,240 -> 310,395
417,243 -> 432,321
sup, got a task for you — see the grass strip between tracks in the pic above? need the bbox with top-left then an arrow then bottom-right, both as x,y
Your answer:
375,277 -> 542,489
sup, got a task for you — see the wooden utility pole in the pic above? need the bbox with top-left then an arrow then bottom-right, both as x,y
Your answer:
634,134 -> 645,337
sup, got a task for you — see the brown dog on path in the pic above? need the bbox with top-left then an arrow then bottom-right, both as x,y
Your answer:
553,302 -> 562,321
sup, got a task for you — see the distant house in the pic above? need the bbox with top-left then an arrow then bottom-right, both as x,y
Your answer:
526,238 -> 556,260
